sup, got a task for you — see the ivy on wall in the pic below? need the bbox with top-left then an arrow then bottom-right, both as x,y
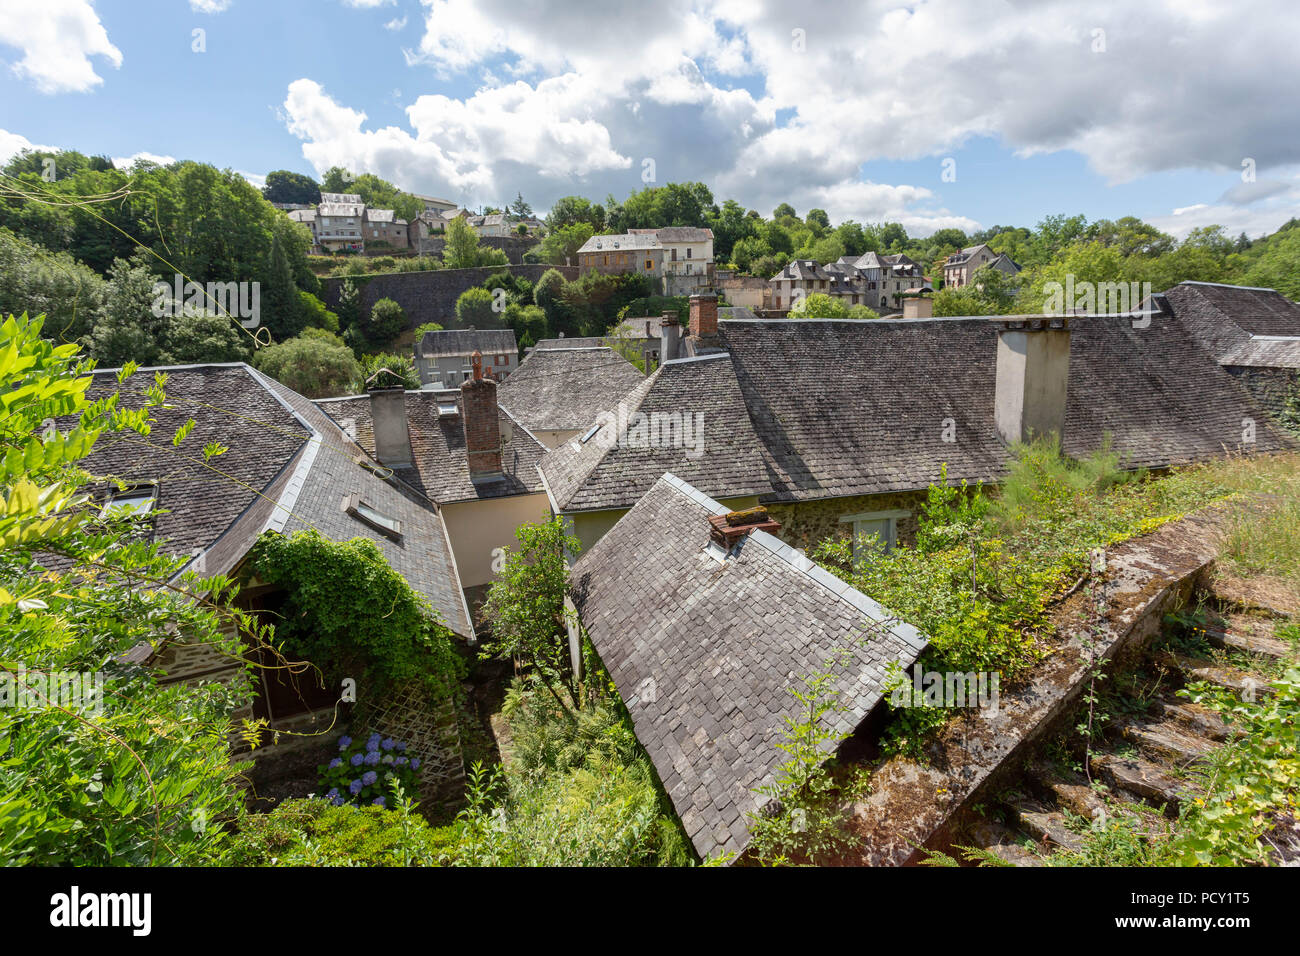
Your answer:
248,530 -> 464,700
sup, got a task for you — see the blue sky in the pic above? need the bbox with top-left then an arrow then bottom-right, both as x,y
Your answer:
2,0 -> 1298,238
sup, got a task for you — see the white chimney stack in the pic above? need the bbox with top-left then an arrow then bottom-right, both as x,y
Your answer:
992,316 -> 1071,446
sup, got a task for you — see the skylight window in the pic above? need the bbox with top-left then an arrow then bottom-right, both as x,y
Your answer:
101,483 -> 157,519
343,493 -> 402,538
580,423 -> 602,443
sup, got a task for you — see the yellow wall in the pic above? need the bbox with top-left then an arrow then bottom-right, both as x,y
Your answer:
567,494 -> 760,554
442,492 -> 552,587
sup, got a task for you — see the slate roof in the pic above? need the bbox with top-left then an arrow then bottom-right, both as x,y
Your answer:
1161,281 -> 1300,368
773,259 -> 831,282
540,353 -> 771,512
316,390 -> 547,503
568,473 -> 927,860
366,208 -> 397,223
320,192 -> 363,204
417,328 -> 517,360
76,364 -> 474,640
578,233 -> 662,253
542,312 -> 1292,511
495,346 -> 644,433
654,226 -> 713,243
318,202 -> 364,218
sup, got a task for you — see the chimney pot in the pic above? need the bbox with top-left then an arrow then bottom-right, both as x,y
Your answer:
992,316 -> 1071,446
368,387 -> 412,467
689,293 -> 718,339
462,350 -> 503,482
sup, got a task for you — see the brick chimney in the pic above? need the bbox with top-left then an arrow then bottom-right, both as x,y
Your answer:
461,351 -> 503,483
659,311 -> 681,362
708,506 -> 781,548
688,293 -> 718,339
368,387 -> 412,467
992,316 -> 1071,445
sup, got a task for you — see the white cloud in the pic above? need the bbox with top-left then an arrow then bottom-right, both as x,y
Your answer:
0,128 -> 58,165
384,16 -> 407,31
0,0 -> 122,93
237,170 -> 267,190
112,151 -> 176,169
189,0 -> 232,13
342,0 -> 394,7
1152,168 -> 1300,239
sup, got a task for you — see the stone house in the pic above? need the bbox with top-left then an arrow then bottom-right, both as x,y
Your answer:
1155,281 -> 1300,425
540,293 -> 1292,555
414,328 -> 519,387
567,473 -> 927,861
576,232 -> 665,277
942,243 -> 1021,289
496,345 -> 646,449
631,226 -> 715,294
363,207 -> 411,251
79,362 -> 475,801
317,355 -> 551,593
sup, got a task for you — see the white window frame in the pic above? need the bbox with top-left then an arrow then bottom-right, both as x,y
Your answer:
342,493 -> 402,539
838,508 -> 909,554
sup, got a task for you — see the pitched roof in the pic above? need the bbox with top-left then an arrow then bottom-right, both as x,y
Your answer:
318,202 -> 364,217
577,233 -> 662,253
568,473 -> 927,860
773,259 -> 830,282
1161,281 -> 1300,367
320,192 -> 363,204
417,328 -> 517,360
78,364 -> 473,640
315,390 -> 547,503
365,208 -> 397,223
495,346 -> 645,434
543,313 -> 1292,511
541,353 -> 771,512
654,226 -> 713,243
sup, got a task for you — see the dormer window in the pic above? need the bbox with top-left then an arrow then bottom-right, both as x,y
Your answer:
343,493 -> 402,539
101,482 -> 157,519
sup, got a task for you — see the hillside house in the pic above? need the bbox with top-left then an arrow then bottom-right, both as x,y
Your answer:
942,243 -> 1021,289
415,328 -> 518,387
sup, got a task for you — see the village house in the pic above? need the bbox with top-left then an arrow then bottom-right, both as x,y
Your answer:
317,354 -> 551,595
287,192 -> 411,256
941,243 -> 1021,289
539,292 -> 1293,554
496,345 -> 645,449
575,231 -> 664,277
1155,281 -> 1300,423
76,362 -> 475,799
363,207 -> 410,250
414,327 -> 519,387
566,473 -> 927,860
576,227 -> 715,294
771,253 -> 928,313
530,314 -> 671,372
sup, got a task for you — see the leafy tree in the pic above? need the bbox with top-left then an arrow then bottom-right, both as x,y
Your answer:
298,290 -> 339,333
443,216 -> 507,269
253,334 -> 361,398
456,287 -> 496,328
82,256 -> 169,367
262,231 -> 304,340
360,352 -> 420,390
533,268 -> 572,336
806,208 -> 831,230
509,192 -> 533,218
481,518 -> 583,708
502,303 -> 547,350
0,312 -> 259,865
360,297 -> 408,346
773,203 -> 796,219
163,311 -> 253,364
788,292 -> 849,319
545,195 -> 605,232
412,321 -> 445,339
0,228 -> 106,345
538,222 -> 593,265
262,170 -> 321,206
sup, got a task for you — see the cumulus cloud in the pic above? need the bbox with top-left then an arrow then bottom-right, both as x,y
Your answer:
112,151 -> 177,169
189,0 -> 232,13
0,128 -> 58,165
0,0 -> 122,93
277,0 -> 1300,232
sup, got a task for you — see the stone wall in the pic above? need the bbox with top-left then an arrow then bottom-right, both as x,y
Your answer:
322,264 -> 579,329
415,234 -> 540,264
766,491 -> 929,553
1226,365 -> 1299,426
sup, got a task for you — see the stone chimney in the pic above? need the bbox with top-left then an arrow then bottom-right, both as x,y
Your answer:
688,293 -> 718,339
461,351 -> 503,483
708,506 -> 781,548
659,311 -> 681,362
902,294 -> 933,319
368,387 -> 412,467
992,316 -> 1071,446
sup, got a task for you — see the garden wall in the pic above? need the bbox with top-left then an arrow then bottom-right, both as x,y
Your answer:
321,264 -> 579,329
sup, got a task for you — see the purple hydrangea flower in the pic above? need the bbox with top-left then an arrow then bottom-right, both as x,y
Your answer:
338,736 -> 352,750
382,755 -> 394,765
326,788 -> 339,799
332,796 -> 344,806
349,779 -> 362,795
366,734 -> 381,752
381,737 -> 395,751
395,757 -> 408,767
350,752 -> 365,767
395,741 -> 407,752
372,796 -> 386,808
361,770 -> 378,786
410,757 -> 420,771
329,758 -> 342,769
364,751 -> 381,766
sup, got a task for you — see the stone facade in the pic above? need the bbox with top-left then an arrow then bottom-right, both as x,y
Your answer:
322,264 -> 579,330
1225,365 -> 1300,426
765,490 -> 929,554
414,233 -> 539,264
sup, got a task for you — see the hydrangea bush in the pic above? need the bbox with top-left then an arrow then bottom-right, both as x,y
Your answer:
318,733 -> 421,809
